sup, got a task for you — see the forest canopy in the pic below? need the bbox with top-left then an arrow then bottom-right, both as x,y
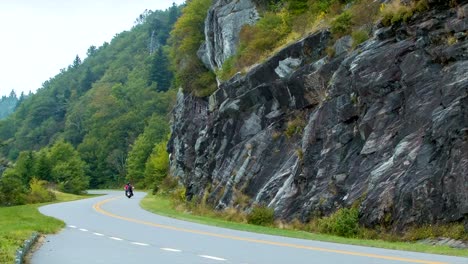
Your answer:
0,4 -> 182,203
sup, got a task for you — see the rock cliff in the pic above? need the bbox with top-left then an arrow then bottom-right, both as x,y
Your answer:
198,0 -> 259,71
168,2 -> 468,230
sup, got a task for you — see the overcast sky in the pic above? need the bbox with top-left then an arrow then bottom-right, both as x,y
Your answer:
0,0 -> 185,98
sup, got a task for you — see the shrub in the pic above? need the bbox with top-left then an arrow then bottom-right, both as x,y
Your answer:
217,56 -> 237,81
233,188 -> 250,209
296,148 -> 304,161
351,30 -> 369,49
391,8 -> 413,24
26,178 -> 56,204
192,71 -> 218,97
285,116 -> 306,138
349,0 -> 381,30
222,207 -> 248,223
404,223 -> 468,241
287,0 -> 309,15
331,11 -> 353,37
310,0 -> 341,14
57,175 -> 89,195
317,207 -> 360,237
271,131 -> 282,140
0,169 -> 27,206
291,12 -> 319,35
447,36 -> 457,46
159,175 -> 180,195
237,10 -> 291,70
380,0 -> 428,26
171,185 -> 186,204
415,0 -> 429,12
326,46 -> 336,58
247,205 -> 275,226
144,140 -> 169,194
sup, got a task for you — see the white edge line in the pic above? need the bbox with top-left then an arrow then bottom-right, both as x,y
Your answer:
93,232 -> 104,236
109,237 -> 123,241
131,242 -> 149,246
199,255 -> 227,261
160,248 -> 182,252
79,228 -> 88,232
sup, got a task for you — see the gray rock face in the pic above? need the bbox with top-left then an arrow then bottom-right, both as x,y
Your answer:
419,237 -> 468,249
275,57 -> 303,78
169,4 -> 468,230
200,0 -> 259,71
333,35 -> 353,56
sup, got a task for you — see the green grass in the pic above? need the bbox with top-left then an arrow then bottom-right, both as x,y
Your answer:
0,192 -> 95,263
141,194 -> 468,257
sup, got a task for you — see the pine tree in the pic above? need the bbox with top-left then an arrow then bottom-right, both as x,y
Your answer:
72,55 -> 82,68
33,150 -> 52,182
168,2 -> 179,26
149,47 -> 172,91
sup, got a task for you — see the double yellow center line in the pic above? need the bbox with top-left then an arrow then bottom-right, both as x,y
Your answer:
93,197 -> 448,264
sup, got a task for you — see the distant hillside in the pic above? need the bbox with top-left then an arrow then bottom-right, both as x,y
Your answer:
0,4 -> 182,188
0,91 -> 20,120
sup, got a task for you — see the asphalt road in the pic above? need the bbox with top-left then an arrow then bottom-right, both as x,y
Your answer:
32,191 -> 467,264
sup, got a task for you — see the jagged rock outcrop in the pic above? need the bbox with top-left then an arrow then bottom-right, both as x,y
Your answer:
198,0 -> 259,71
169,3 -> 468,230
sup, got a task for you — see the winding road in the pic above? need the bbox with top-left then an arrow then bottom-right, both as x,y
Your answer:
32,191 -> 467,264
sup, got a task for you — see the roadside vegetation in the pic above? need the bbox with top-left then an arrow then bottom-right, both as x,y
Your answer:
0,141 -> 89,207
141,176 -> 468,257
0,192 -> 94,263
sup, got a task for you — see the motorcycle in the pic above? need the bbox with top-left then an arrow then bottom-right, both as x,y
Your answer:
124,185 -> 134,198
125,189 -> 133,198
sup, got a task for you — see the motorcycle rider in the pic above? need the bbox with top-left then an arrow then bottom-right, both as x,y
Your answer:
124,182 -> 134,198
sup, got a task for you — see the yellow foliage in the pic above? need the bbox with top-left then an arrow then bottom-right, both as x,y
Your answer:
380,0 -> 428,26
26,178 -> 56,204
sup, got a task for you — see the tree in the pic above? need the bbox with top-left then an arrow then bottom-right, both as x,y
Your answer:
0,5 -> 178,189
0,155 -> 10,175
72,55 -> 82,68
14,151 -> 35,184
126,115 -> 169,187
126,135 -> 151,186
87,45 -> 97,57
149,47 -> 172,91
79,67 -> 96,93
0,90 -> 19,119
9,90 -> 17,99
26,177 -> 56,204
168,2 -> 180,26
48,141 -> 89,194
33,149 -> 52,182
144,140 -> 169,193
0,168 -> 27,205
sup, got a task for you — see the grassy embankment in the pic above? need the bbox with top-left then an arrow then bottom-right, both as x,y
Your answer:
0,192 -> 95,263
141,193 -> 468,257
